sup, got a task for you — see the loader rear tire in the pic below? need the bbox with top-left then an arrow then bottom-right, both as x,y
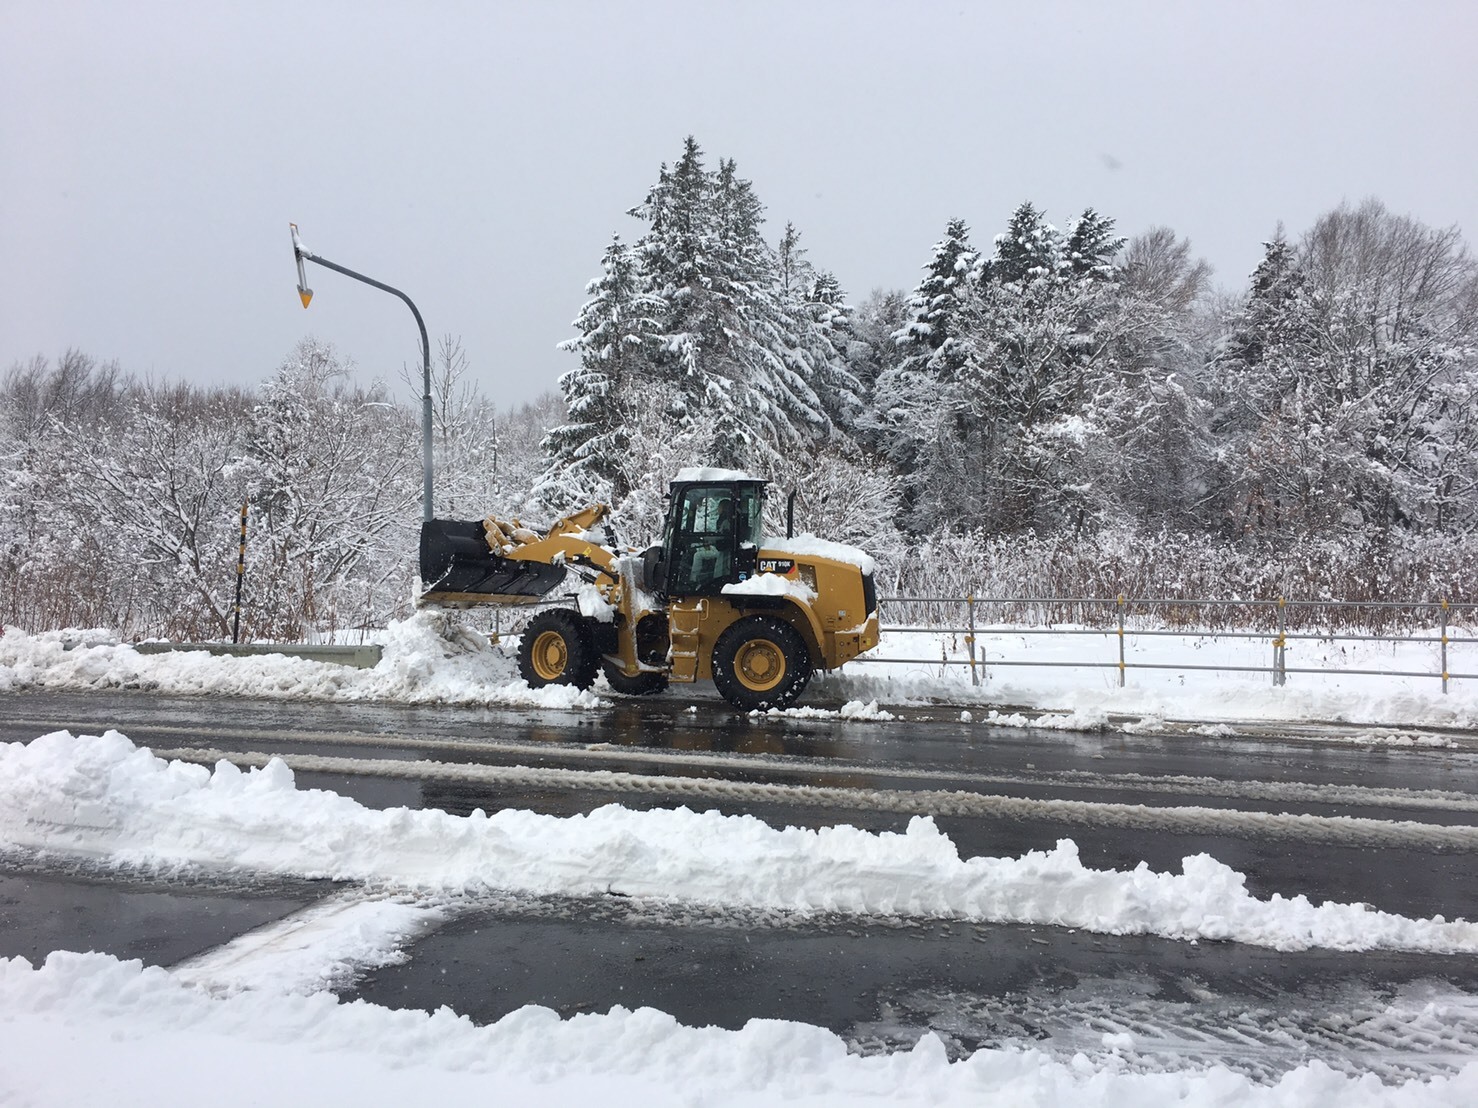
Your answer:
518,609 -> 599,690
602,661 -> 669,696
712,615 -> 811,711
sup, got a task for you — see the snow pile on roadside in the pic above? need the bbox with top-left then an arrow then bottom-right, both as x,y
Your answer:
752,699 -> 896,721
0,613 -> 603,710
1332,729 -> 1456,748
980,708 -> 1111,732
4,951 -> 1474,1108
7,615 -> 1478,730
3,730 -> 1475,955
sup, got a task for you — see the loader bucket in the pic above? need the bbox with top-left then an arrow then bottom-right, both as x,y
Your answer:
417,519 -> 567,607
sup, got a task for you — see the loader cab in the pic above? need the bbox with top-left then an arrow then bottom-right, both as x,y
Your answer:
648,478 -> 766,598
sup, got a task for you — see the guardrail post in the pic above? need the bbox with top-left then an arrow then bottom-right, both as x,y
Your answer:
1442,598 -> 1449,694
1117,594 -> 1126,687
965,593 -> 979,686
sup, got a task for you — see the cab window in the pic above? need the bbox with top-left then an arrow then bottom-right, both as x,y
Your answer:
666,485 -> 762,595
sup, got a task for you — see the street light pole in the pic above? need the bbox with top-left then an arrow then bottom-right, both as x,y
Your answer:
290,223 -> 434,522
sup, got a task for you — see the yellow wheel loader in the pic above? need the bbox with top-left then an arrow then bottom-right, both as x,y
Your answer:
416,469 -> 881,710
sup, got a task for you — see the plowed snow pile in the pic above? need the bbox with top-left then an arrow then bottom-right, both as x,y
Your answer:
3,729 -> 1477,1105
0,613 -> 600,709
2,730 -> 1475,954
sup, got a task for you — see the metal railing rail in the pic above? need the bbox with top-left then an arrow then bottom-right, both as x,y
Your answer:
483,591 -> 1477,693
872,595 -> 1478,692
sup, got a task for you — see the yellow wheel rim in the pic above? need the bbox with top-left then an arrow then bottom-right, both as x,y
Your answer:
735,638 -> 786,692
531,630 -> 569,681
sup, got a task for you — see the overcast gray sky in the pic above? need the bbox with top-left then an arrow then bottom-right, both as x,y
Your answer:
4,1 -> 1475,408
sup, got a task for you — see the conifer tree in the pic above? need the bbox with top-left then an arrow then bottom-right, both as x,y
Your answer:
540,137 -> 852,504
860,220 -> 979,507
1064,208 -> 1125,281
894,217 -> 978,379
538,236 -> 662,507
992,203 -> 1063,287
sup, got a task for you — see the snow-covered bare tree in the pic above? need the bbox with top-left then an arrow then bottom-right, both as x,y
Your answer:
497,391 -> 566,511
59,382 -> 253,638
244,338 -> 419,638
1208,202 -> 1478,543
400,334 -> 501,518
1298,199 -> 1478,532
765,446 -> 906,569
1,353 -> 136,631
847,288 -> 911,399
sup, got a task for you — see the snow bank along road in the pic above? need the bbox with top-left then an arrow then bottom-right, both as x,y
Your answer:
5,688 -> 1476,919
4,687 -> 1478,1102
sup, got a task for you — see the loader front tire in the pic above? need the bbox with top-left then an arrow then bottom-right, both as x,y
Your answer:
712,615 -> 811,711
518,609 -> 599,690
602,661 -> 669,696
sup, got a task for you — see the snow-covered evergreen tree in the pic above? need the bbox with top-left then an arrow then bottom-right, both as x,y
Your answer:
541,137 -> 852,504
771,225 -> 863,434
906,205 -> 1111,533
1064,208 -> 1125,281
860,220 -> 979,510
991,203 -> 1064,287
538,236 -> 662,508
894,217 -> 979,379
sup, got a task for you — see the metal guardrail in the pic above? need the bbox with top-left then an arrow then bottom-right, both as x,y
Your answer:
871,595 -> 1478,693
456,590 -> 1477,694
135,642 -> 384,669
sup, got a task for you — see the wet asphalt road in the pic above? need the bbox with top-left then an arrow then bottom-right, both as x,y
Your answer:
4,688 -> 1478,1074
347,892 -> 1478,1075
0,865 -> 325,968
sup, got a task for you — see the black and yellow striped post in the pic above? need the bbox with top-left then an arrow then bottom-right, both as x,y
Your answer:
1441,598 -> 1450,694
1272,597 -> 1287,686
965,594 -> 978,686
231,500 -> 248,644
1116,594 -> 1126,687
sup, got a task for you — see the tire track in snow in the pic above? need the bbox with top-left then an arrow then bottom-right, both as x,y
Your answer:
156,746 -> 1478,853
855,980 -> 1478,1082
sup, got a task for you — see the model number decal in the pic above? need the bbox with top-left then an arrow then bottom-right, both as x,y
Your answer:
758,558 -> 797,575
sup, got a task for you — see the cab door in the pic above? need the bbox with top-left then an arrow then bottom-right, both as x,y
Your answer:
661,484 -> 763,597
664,485 -> 736,596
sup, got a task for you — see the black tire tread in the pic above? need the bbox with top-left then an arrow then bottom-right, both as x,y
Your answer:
711,615 -> 812,711
517,609 -> 599,689
602,661 -> 669,696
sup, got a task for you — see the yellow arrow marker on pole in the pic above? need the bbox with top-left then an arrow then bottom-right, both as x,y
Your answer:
290,224 -> 313,308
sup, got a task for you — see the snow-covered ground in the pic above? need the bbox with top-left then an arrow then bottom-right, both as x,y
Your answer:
3,616 -> 1477,1103
3,609 -> 1477,733
1,729 -> 1476,1105
826,622 -> 1478,732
